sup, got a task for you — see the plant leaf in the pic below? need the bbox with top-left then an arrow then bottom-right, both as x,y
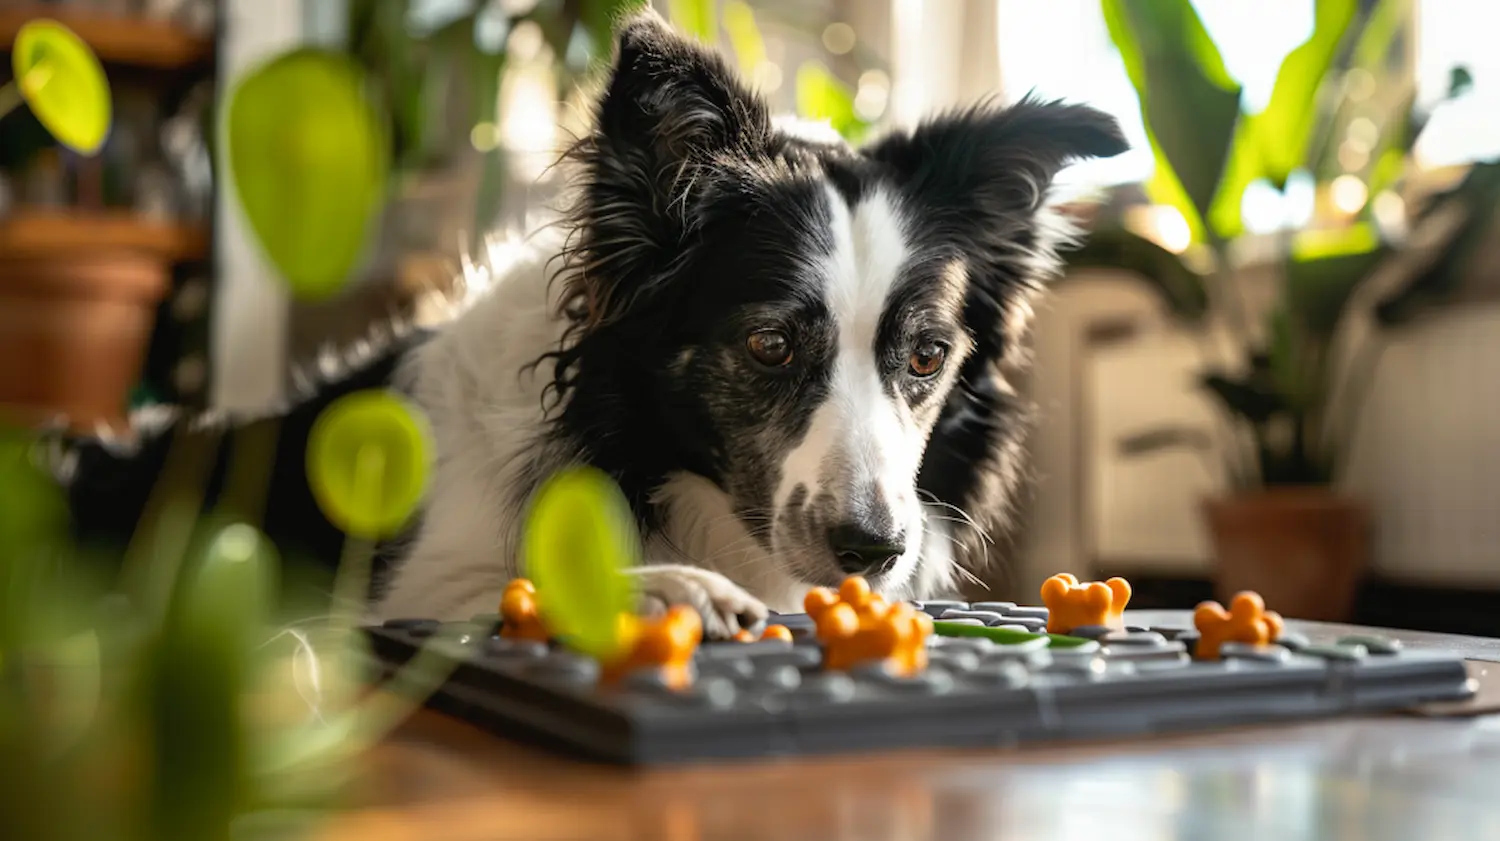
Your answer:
1117,426 -> 1216,457
723,0 -> 768,77
1102,0 -> 1244,236
1377,161 -> 1500,325
1254,0 -> 1360,189
224,48 -> 390,301
140,524 -> 275,841
1199,372 -> 1287,424
667,0 -> 717,42
1101,0 -> 1209,243
1062,226 -> 1210,322
795,61 -> 868,143
1286,222 -> 1387,336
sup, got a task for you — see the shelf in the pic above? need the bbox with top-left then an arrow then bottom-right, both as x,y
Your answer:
0,209 -> 210,263
0,7 -> 213,71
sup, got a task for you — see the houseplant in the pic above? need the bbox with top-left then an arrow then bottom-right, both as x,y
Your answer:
1065,0 -> 1494,620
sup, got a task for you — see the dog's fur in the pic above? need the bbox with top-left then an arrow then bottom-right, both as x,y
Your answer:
50,12 -> 1126,638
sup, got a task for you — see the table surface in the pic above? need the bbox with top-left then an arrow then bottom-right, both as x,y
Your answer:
313,611 -> 1500,841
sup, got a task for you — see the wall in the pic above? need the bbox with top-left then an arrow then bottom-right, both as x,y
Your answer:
211,0 -> 308,411
1026,261 -> 1500,591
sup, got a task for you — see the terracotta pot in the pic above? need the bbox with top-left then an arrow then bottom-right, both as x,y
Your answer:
1201,488 -> 1371,622
0,253 -> 171,432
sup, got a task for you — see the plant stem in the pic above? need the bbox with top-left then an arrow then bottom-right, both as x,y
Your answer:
0,82 -> 22,121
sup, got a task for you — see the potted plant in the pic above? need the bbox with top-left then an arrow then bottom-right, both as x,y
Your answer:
1064,0 -> 1496,620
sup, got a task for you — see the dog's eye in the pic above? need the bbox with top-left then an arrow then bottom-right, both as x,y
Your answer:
746,330 -> 793,367
908,342 -> 946,378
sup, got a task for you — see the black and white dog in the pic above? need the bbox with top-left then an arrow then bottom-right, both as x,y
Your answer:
56,11 -> 1126,638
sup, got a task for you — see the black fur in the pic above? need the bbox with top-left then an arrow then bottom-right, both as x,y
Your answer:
56,11 -> 1127,603
59,330 -> 432,584
535,11 -> 1128,580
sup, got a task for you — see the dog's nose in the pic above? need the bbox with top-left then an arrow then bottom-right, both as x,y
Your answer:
827,524 -> 906,575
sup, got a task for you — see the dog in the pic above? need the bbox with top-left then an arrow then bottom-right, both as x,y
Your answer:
50,11 -> 1127,639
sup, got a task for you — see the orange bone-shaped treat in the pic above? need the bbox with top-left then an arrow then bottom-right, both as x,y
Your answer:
1192,591 -> 1284,660
760,624 -> 794,643
498,578 -> 550,642
1040,573 -> 1132,634
804,576 -> 932,676
733,624 -> 794,643
602,605 -> 703,689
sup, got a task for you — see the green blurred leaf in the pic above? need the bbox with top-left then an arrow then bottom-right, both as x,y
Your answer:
224,48 -> 390,301
1350,0 -> 1409,69
1199,371 -> 1287,424
795,61 -> 868,143
581,0 -> 651,58
1286,222 -> 1387,336
1449,64 -> 1475,98
0,426 -> 67,569
723,0 -> 768,77
1118,426 -> 1216,457
668,0 -> 717,42
1377,161 -> 1500,325
1254,0 -> 1360,189
139,524 -> 275,841
1103,0 -> 1243,239
1062,226 -> 1210,322
1265,305 -> 1308,410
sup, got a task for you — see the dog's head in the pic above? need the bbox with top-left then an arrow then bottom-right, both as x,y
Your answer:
549,11 -> 1126,592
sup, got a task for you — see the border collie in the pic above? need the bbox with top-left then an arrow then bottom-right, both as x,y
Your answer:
52,11 -> 1126,638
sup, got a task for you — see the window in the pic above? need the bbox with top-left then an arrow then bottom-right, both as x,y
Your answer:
1413,0 -> 1500,167
995,2 -> 1499,195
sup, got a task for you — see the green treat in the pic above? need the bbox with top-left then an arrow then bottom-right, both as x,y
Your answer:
931,620 -> 1092,649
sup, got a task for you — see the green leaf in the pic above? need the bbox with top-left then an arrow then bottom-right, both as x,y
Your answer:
667,0 -> 717,42
1204,119 -> 1261,241
1062,226 -> 1210,322
1254,0 -> 1360,189
581,0 -> 651,58
1103,0 -> 1244,237
1199,372 -> 1287,424
795,61 -> 868,143
1377,161 -> 1500,325
139,524 -> 275,841
1350,0 -> 1409,69
224,48 -> 390,301
1265,305 -> 1307,410
1285,222 -> 1387,335
723,0 -> 768,77
1118,426 -> 1216,457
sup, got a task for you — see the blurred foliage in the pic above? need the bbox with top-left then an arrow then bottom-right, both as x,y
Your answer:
0,394 -> 457,841
1071,0 -> 1495,490
223,0 -> 880,297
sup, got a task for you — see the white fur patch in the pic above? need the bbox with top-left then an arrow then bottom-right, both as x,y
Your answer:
772,185 -> 927,584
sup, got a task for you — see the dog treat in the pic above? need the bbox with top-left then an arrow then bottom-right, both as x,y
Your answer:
1039,573 -> 1132,634
804,576 -> 932,676
600,605 -> 703,689
498,578 -> 550,642
1192,591 -> 1285,660
735,625 -> 793,643
367,587 -> 1472,766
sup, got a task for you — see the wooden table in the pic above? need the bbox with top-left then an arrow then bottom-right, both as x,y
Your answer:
315,612 -> 1500,841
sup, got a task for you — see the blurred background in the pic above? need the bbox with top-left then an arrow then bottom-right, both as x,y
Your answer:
2,0 -> 1498,635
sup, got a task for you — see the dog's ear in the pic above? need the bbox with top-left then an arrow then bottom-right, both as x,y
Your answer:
570,10 -> 773,326
864,97 -> 1128,358
865,96 -> 1128,225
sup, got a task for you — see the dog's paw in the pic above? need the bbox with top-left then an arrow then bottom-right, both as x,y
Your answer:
629,565 -> 769,640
